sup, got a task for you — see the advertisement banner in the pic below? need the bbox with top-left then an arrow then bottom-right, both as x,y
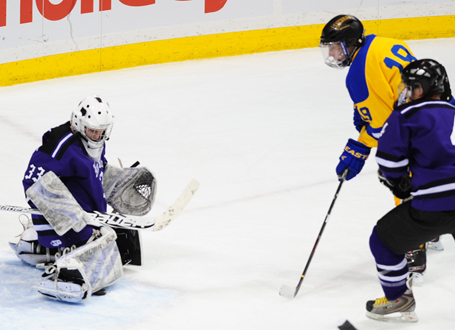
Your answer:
0,0 -> 453,86
0,0 -> 274,62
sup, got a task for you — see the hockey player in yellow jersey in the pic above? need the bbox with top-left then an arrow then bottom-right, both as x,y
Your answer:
320,15 -> 417,180
320,14 -> 454,181
319,14 -> 455,282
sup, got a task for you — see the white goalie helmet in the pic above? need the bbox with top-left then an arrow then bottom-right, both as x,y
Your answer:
71,96 -> 114,159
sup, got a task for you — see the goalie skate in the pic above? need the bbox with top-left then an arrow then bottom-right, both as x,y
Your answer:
35,227 -> 123,303
36,268 -> 88,303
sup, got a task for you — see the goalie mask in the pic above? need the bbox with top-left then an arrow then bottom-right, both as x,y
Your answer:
71,96 -> 114,160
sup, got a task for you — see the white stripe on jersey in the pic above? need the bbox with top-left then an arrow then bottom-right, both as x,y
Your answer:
401,100 -> 455,115
376,156 -> 409,168
412,182 -> 455,197
52,133 -> 73,158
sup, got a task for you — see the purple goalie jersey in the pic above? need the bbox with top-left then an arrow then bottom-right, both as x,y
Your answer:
376,99 -> 455,212
23,121 -> 108,248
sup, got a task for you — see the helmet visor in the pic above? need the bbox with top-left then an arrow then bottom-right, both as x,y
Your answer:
397,82 -> 411,106
319,41 -> 349,69
398,80 -> 424,104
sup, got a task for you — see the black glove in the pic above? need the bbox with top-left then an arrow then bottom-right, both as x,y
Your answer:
377,169 -> 411,199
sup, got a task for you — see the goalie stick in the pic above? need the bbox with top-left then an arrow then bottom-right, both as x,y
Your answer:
0,179 -> 200,231
279,171 -> 346,299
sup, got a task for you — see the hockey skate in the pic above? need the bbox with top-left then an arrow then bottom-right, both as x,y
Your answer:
427,236 -> 444,251
365,289 -> 418,322
36,265 -> 89,303
406,246 -> 426,286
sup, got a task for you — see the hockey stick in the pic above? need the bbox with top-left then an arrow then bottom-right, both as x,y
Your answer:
279,171 -> 347,298
0,179 -> 200,231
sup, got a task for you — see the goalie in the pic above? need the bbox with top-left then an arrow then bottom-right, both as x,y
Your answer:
9,96 -> 156,303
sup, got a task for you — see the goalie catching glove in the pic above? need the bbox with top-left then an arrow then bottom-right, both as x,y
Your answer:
103,164 -> 156,216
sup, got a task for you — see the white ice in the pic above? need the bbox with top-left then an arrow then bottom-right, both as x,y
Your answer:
1,38 -> 455,330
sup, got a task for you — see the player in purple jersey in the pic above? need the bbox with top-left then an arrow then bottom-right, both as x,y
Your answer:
366,59 -> 455,322
22,96 -> 111,249
9,96 -> 155,303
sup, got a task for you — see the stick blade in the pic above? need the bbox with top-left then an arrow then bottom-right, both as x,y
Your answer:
279,284 -> 297,298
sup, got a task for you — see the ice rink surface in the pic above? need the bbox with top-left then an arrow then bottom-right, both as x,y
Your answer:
1,38 -> 455,330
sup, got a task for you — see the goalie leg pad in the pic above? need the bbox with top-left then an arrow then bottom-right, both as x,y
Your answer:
36,226 -> 123,303
25,171 -> 90,235
103,165 -> 156,216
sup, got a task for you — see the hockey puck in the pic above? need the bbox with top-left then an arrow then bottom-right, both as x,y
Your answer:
337,318 -> 357,330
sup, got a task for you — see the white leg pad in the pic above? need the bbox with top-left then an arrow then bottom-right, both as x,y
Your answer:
36,226 -> 123,303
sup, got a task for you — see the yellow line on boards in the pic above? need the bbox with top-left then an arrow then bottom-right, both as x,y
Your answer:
0,15 -> 453,87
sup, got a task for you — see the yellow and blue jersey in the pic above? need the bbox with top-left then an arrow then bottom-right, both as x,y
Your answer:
347,34 -> 416,148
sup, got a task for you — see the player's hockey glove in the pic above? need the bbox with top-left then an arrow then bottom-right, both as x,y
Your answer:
336,139 -> 370,181
377,169 -> 412,199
